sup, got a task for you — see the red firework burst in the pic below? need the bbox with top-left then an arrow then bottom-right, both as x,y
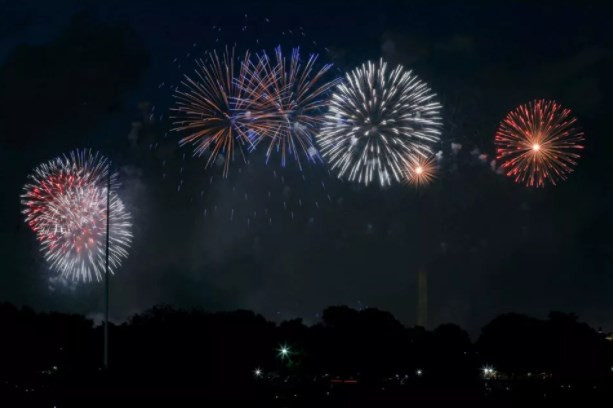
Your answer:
495,99 -> 584,187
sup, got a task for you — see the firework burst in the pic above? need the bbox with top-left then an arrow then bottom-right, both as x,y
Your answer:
21,150 -> 132,282
495,99 -> 584,187
317,59 -> 442,186
405,155 -> 437,187
172,48 -> 273,176
242,46 -> 340,168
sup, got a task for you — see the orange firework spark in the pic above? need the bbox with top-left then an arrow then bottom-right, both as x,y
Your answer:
405,155 -> 437,187
495,99 -> 584,187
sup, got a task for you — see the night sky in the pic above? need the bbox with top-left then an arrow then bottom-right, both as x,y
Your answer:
1,0 -> 612,335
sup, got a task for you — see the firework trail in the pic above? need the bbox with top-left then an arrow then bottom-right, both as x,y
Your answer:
317,59 -> 442,186
495,99 -> 584,187
21,150 -> 132,282
241,46 -> 340,169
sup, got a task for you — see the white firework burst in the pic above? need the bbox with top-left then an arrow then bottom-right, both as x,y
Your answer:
317,59 -> 442,186
21,150 -> 132,283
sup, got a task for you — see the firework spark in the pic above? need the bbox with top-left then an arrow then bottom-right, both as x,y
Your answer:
242,46 -> 340,168
21,150 -> 132,282
317,59 -> 442,186
405,155 -> 437,187
495,99 -> 584,187
172,48 -> 273,176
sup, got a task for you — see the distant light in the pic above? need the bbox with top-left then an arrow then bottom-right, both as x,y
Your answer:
532,143 -> 540,151
415,166 -> 423,175
254,368 -> 262,378
278,344 -> 291,359
482,365 -> 496,378
416,369 -> 423,376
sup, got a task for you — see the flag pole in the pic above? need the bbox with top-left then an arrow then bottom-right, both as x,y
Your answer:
104,162 -> 111,369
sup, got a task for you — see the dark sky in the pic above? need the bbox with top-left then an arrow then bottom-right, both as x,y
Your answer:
1,0 -> 612,335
